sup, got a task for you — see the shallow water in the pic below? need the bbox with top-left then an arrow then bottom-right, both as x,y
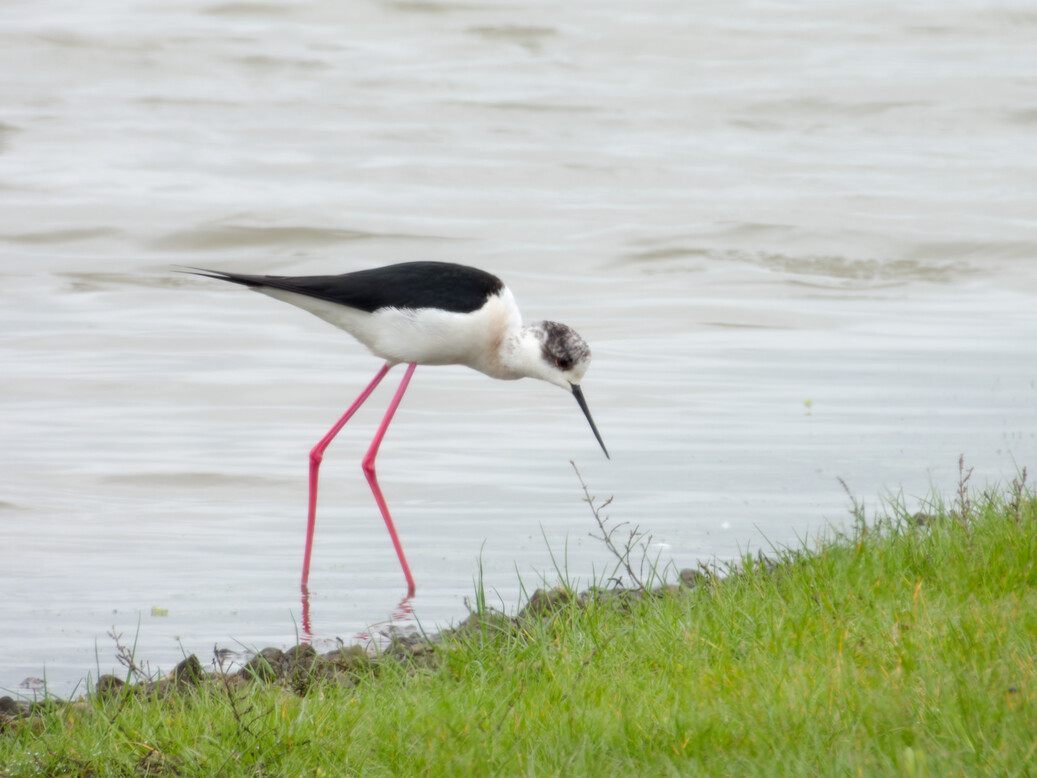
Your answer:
1,0 -> 1035,697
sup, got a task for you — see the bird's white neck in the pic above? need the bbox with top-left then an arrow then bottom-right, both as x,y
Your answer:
494,325 -> 551,381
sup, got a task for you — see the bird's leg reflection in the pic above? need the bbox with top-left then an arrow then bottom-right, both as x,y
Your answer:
300,582 -> 313,642
390,593 -> 414,623
300,585 -> 414,645
352,593 -> 415,643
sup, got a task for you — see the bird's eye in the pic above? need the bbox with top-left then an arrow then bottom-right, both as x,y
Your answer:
555,357 -> 572,370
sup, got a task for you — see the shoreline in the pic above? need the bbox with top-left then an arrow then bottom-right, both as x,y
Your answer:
3,472 -> 1034,775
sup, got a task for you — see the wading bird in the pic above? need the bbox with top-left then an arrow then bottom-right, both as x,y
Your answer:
189,261 -> 608,595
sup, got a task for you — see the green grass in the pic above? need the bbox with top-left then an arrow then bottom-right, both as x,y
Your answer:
3,481 -> 1036,777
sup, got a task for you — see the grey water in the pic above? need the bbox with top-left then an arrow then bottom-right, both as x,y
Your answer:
1,0 -> 1035,698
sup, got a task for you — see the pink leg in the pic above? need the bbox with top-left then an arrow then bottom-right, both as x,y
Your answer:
302,362 -> 392,587
363,362 -> 418,596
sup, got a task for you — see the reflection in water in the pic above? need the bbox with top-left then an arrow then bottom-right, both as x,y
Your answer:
350,595 -> 418,647
301,583 -> 414,644
300,584 -> 312,641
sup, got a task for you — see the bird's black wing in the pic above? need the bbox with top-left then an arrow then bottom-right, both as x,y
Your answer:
187,261 -> 505,314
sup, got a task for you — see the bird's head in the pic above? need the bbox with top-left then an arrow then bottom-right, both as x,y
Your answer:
510,321 -> 609,459
527,320 -> 592,389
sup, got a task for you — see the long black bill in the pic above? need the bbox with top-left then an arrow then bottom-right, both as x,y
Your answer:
571,384 -> 610,459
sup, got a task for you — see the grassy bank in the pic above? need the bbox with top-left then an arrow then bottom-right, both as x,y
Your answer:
2,474 -> 1035,776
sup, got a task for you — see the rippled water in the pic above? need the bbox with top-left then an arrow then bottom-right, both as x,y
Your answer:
2,0 -> 1035,698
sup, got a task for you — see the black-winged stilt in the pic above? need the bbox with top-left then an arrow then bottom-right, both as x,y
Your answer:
188,261 -> 608,596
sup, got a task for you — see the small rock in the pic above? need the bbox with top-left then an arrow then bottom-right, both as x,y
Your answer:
95,675 -> 126,699
0,696 -> 23,716
679,568 -> 703,589
171,655 -> 203,686
285,644 -> 318,665
323,645 -> 371,673
284,644 -> 320,693
241,647 -> 285,682
518,587 -> 571,620
449,610 -> 516,638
